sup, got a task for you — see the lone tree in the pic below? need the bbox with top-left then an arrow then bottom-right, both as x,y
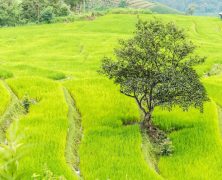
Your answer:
100,19 -> 208,131
186,4 -> 196,15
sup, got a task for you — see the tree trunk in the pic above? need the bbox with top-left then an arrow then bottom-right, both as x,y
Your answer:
142,112 -> 153,130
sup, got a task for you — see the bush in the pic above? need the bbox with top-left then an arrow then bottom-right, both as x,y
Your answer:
40,6 -> 55,23
119,0 -> 127,8
0,0 -> 21,26
158,138 -> 174,156
56,3 -> 71,16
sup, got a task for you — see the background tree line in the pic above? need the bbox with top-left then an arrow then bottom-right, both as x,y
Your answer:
0,0 -> 89,26
0,0 -> 128,26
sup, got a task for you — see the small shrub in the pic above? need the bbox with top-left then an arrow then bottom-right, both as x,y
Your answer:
148,127 -> 174,156
21,95 -> 36,113
56,3 -> 71,17
159,138 -> 174,156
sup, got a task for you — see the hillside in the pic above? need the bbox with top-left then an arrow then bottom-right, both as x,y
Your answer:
125,0 -> 181,14
0,14 -> 222,179
95,0 -> 181,14
153,0 -> 222,15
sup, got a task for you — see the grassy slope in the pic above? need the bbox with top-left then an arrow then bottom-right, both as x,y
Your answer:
122,0 -> 181,14
64,79 -> 160,179
0,14 -> 221,179
0,81 -> 10,116
149,3 -> 181,14
6,78 -> 77,179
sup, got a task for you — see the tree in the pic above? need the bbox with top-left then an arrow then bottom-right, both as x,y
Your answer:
21,0 -> 48,22
21,0 -> 70,23
40,6 -> 54,23
186,4 -> 196,15
0,0 -> 21,26
65,0 -> 86,12
119,0 -> 127,8
100,19 -> 208,131
48,0 -> 71,16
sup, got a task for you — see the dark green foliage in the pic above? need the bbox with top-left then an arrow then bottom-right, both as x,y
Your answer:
118,0 -> 127,8
0,0 -> 71,26
21,0 -> 70,23
64,0 -> 78,8
55,2 -> 71,16
20,0 -> 47,23
0,0 -> 21,26
100,19 -> 208,130
21,95 -> 34,113
159,138 -> 174,156
40,6 -> 54,23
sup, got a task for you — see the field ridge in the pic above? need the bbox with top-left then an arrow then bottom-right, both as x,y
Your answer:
63,88 -> 82,177
0,81 -> 24,142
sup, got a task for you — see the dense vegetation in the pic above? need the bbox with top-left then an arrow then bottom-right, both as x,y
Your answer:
0,0 -> 182,27
0,13 -> 222,179
0,0 -> 73,26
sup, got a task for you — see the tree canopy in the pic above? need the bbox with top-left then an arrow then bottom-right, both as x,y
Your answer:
0,0 -> 83,26
100,19 -> 208,130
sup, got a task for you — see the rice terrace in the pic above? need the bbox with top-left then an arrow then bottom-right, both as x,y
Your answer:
0,0 -> 222,179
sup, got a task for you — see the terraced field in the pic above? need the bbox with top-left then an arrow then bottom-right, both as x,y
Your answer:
126,0 -> 154,9
114,0 -> 180,14
0,14 -> 222,179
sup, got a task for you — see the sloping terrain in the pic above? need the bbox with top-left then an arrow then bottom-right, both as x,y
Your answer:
114,0 -> 181,14
153,0 -> 222,15
0,14 -> 222,179
126,0 -> 154,9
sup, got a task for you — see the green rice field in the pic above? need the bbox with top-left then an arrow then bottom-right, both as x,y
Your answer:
0,14 -> 222,179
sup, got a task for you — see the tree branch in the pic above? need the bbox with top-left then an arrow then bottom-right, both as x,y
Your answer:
120,90 -> 134,98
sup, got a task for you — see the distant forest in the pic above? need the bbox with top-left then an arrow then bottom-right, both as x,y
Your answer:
0,0 -> 115,26
152,0 -> 222,15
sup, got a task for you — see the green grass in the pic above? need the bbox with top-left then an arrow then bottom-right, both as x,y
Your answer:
0,14 -> 222,179
0,81 -> 10,116
154,102 -> 222,179
150,3 -> 181,14
6,77 -> 77,179
64,79 -> 160,179
0,68 -> 13,79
